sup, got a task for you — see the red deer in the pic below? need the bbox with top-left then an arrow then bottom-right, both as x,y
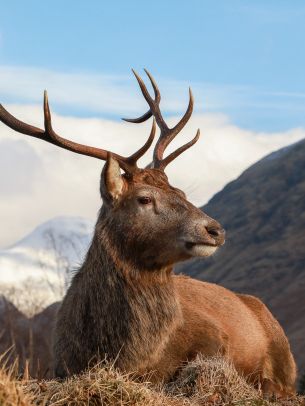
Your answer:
0,70 -> 296,397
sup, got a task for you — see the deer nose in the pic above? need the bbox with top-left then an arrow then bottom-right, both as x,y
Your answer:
206,224 -> 226,246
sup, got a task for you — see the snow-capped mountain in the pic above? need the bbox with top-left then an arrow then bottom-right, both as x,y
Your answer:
0,216 -> 94,311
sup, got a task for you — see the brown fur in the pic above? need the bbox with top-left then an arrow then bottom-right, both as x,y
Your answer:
53,166 -> 296,398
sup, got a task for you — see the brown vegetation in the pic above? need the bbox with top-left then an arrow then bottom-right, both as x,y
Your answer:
0,364 -> 32,406
0,356 -> 304,406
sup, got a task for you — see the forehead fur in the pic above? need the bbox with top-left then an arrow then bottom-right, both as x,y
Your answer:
123,168 -> 181,194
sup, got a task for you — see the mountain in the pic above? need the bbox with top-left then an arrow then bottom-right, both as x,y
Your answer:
0,216 -> 94,308
178,138 -> 305,378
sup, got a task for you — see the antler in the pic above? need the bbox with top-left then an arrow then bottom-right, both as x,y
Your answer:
0,91 -> 156,173
123,69 -> 200,170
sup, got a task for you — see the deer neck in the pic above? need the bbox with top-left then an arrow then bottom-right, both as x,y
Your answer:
78,223 -> 182,372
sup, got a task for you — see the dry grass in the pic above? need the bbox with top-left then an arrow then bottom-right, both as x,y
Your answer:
0,356 -> 304,406
23,364 -> 182,406
0,365 -> 32,406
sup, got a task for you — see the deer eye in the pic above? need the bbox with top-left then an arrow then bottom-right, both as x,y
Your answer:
138,196 -> 152,205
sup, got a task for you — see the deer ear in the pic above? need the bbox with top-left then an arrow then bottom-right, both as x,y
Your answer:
101,154 -> 124,202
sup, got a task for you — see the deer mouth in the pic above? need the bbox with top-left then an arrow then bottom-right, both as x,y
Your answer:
185,241 -> 217,250
183,240 -> 218,258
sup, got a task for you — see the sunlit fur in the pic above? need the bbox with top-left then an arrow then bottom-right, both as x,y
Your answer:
54,165 -> 296,398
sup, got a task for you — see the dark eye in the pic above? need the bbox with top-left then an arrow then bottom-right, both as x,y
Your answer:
138,196 -> 152,205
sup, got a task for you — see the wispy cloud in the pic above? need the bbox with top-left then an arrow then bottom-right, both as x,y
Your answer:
0,103 -> 304,248
0,65 -> 238,116
1,65 -> 304,122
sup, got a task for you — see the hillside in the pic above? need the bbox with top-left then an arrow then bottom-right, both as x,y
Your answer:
178,138 -> 305,377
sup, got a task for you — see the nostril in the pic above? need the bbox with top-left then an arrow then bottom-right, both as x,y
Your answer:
208,228 -> 219,237
206,227 -> 225,239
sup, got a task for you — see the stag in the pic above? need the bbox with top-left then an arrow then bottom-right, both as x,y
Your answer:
0,70 -> 296,397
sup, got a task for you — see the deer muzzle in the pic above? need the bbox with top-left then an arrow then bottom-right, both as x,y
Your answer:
181,216 -> 225,258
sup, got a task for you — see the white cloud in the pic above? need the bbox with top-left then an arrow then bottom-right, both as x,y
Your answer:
0,138 -> 45,196
0,103 -> 304,248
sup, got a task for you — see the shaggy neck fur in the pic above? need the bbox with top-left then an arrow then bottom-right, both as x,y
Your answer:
54,211 -> 182,377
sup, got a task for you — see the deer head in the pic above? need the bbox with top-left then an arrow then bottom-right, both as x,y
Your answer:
0,70 -> 225,271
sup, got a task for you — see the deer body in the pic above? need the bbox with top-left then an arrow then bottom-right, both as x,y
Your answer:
54,174 -> 296,396
157,277 -> 296,392
0,70 -> 296,397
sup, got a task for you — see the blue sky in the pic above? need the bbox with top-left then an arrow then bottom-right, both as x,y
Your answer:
2,1 -> 305,246
1,1 -> 305,131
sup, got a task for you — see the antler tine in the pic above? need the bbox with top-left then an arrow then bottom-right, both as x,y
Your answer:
42,91 -> 109,159
122,69 -> 160,124
0,91 -> 156,173
44,90 -> 53,134
144,69 -> 161,102
158,129 -> 200,170
131,69 -> 155,109
122,110 -> 153,124
122,69 -> 167,132
171,88 -> 194,137
153,87 -> 194,167
126,119 -> 156,165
